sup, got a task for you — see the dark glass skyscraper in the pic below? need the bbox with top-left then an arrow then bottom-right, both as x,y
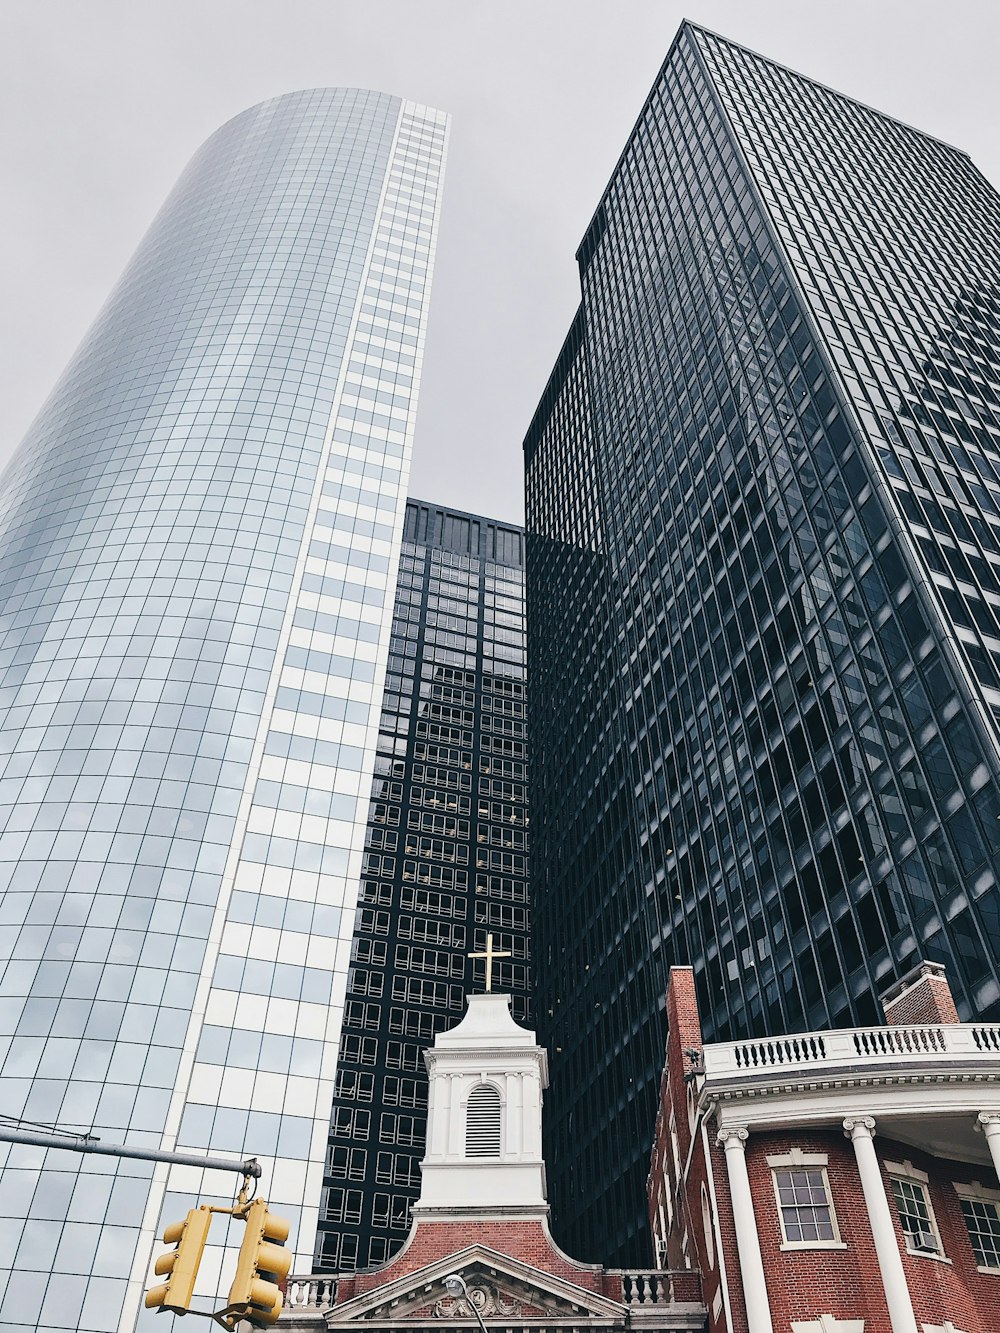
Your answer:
526,22 -> 1000,1264
316,498 -> 530,1274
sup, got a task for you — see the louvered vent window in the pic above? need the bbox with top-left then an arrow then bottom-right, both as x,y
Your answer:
465,1084 -> 502,1157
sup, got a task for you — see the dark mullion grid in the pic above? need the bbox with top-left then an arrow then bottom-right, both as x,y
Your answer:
316,504 -> 530,1273
528,21 -> 1000,1266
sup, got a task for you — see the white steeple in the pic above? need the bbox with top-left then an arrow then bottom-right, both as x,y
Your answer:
412,993 -> 549,1218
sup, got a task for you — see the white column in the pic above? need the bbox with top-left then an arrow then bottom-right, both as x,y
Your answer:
508,1073 -> 523,1156
978,1112 -> 1000,1185
843,1117 -> 918,1333
717,1125 -> 773,1333
447,1073 -> 464,1156
523,1073 -> 542,1156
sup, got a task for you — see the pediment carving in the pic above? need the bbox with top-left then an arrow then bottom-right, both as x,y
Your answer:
432,1274 -> 570,1317
324,1245 -> 625,1328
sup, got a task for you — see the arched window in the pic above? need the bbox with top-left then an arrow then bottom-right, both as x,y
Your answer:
465,1083 -> 502,1157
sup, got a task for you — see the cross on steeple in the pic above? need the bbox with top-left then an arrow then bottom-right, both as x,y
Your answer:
468,933 -> 512,992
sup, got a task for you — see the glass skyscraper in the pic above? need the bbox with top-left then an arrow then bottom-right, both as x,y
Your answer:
0,89 -> 447,1332
316,497 -> 530,1274
526,23 -> 1000,1264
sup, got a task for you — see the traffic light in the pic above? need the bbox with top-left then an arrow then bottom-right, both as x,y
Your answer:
145,1205 -> 213,1312
226,1197 -> 291,1327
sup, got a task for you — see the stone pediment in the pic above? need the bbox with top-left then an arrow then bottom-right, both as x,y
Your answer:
325,1245 -> 626,1326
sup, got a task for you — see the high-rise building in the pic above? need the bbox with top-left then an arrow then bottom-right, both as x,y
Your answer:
526,22 -> 1000,1264
0,89 -> 447,1333
316,498 -> 530,1275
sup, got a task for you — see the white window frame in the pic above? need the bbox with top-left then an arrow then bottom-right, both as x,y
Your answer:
767,1149 -> 846,1251
954,1179 -> 1000,1275
791,1318 -> 864,1333
886,1159 -> 949,1263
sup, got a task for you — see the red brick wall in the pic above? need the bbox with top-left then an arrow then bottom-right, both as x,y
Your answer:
705,1133 -> 745,1333
879,1139 -> 998,1333
737,1128 -> 1000,1332
882,973 -> 960,1025
651,964 -> 996,1331
744,1130 -> 892,1332
649,970 -> 719,1326
336,1219 -> 621,1301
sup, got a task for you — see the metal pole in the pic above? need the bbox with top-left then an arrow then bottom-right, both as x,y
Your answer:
0,1124 -> 262,1178
444,1275 -> 488,1333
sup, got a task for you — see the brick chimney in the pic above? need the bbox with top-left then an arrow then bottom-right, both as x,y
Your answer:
880,959 -> 960,1025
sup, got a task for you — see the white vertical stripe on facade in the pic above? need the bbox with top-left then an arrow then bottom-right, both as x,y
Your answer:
119,98 -> 448,1331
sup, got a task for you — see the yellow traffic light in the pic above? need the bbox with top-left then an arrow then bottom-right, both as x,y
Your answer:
145,1205 -> 212,1312
227,1197 -> 291,1327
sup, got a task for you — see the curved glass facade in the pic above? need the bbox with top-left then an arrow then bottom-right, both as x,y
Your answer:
0,88 -> 447,1331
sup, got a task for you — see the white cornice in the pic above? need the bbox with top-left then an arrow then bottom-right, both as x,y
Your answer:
709,1080 -> 1000,1136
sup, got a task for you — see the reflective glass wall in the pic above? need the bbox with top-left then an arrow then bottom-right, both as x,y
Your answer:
0,88 -> 447,1332
316,498 -> 530,1273
526,23 -> 1000,1264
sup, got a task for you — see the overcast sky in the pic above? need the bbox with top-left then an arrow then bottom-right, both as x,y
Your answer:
2,1 -> 999,525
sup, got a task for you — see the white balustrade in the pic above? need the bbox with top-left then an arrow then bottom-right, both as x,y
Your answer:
705,1022 -> 1000,1079
617,1270 -> 684,1305
286,1270 -> 697,1313
286,1275 -> 339,1309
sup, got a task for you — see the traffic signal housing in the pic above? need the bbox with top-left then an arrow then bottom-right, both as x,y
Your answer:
145,1205 -> 212,1312
227,1197 -> 291,1327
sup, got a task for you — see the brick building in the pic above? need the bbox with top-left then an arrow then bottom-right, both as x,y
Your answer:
283,990 -> 705,1330
649,961 -> 1000,1333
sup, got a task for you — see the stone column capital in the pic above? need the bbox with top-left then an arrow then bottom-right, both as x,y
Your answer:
717,1125 -> 750,1150
843,1115 -> 877,1140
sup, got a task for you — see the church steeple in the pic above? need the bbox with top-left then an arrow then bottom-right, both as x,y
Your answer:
413,992 -> 549,1217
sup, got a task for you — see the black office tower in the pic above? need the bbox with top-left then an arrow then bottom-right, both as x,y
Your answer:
526,23 -> 1000,1264
316,499 -> 530,1273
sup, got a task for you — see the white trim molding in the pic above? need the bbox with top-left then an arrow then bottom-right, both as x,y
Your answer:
952,1179 -> 1000,1274
885,1163 -> 948,1262
770,1158 -> 847,1251
791,1318 -> 864,1333
766,1148 -> 830,1168
885,1159 -> 929,1184
953,1178 -> 1000,1203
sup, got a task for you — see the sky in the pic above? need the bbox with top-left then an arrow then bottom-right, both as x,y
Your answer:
2,1 -> 1000,526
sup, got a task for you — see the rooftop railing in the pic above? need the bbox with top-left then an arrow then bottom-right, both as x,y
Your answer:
284,1269 -> 702,1312
705,1022 -> 1000,1079
286,1276 -> 338,1310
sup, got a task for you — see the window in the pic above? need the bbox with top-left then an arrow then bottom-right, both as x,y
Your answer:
326,1146 -> 366,1180
956,1185 -> 1000,1270
889,1171 -> 943,1255
324,1187 -> 362,1224
774,1168 -> 836,1243
340,1034 -> 378,1065
367,1237 -> 391,1266
383,1076 -> 426,1109
334,1070 -> 375,1102
767,1151 -> 842,1248
371,1193 -> 411,1230
379,1113 -> 423,1147
317,1231 -> 358,1272
465,1083 -> 502,1157
330,1108 -> 370,1142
